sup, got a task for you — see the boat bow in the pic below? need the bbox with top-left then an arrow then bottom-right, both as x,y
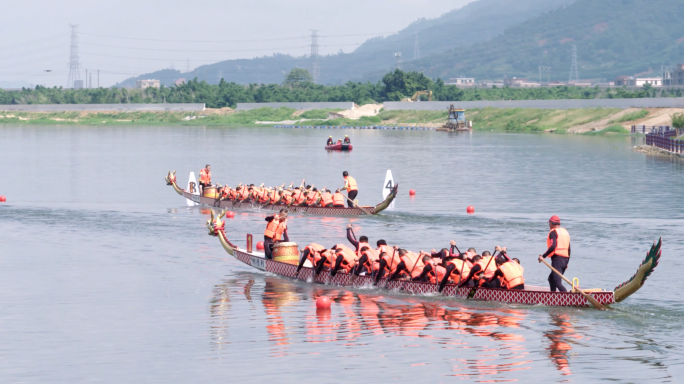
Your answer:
373,184 -> 399,214
165,170 -> 185,196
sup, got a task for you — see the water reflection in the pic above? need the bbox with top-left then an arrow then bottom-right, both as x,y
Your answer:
544,314 -> 578,376
211,275 -> 540,379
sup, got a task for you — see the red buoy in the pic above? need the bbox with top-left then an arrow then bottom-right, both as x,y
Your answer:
316,296 -> 331,309
256,241 -> 264,250
409,189 -> 416,196
0,196 -> 5,203
226,211 -> 235,218
467,206 -> 475,214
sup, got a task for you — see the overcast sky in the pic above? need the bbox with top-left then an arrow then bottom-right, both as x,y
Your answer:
0,0 -> 475,88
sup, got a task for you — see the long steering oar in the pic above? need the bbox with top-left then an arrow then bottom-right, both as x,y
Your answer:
540,258 -> 607,310
343,194 -> 372,215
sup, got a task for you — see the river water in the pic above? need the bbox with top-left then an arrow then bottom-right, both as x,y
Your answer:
1,125 -> 683,382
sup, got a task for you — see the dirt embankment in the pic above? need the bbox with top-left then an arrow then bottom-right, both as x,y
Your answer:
568,107 -> 684,133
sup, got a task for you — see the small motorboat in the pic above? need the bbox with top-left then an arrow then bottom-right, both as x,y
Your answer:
325,142 -> 353,151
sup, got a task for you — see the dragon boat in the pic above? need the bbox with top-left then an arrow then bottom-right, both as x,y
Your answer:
165,171 -> 398,216
205,210 -> 662,308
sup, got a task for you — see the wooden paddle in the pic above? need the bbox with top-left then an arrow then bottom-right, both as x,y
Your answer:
540,258 -> 607,310
343,194 -> 372,215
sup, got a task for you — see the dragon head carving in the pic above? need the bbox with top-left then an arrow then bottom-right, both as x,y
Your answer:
165,170 -> 177,185
206,209 -> 227,236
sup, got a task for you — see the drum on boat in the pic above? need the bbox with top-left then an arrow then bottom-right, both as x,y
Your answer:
203,186 -> 219,198
273,242 -> 299,265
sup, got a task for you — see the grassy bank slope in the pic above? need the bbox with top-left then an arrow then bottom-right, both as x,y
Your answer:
0,107 -> 651,135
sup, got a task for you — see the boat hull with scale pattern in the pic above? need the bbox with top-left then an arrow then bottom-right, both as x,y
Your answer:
205,215 -> 662,308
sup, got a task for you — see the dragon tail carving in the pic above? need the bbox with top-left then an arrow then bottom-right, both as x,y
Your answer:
614,238 -> 662,302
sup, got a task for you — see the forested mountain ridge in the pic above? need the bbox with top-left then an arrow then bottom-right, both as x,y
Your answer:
117,0 -> 574,87
397,0 -> 684,81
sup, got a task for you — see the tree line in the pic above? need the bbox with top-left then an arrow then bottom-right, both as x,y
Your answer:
1,69 -> 681,109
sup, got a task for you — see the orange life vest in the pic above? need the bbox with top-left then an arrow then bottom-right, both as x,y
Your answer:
356,241 -> 369,258
335,248 -> 357,273
498,261 -> 525,289
306,191 -> 320,206
304,243 -> 325,266
320,191 -> 333,206
269,189 -> 279,204
294,190 -> 307,205
427,265 -> 449,284
447,258 -> 471,282
344,176 -> 358,192
380,250 -> 402,275
547,227 -> 570,257
273,219 -> 287,241
332,192 -> 345,206
476,256 -> 498,280
282,190 -> 293,205
258,189 -> 270,203
238,186 -> 249,199
264,216 -> 279,239
400,251 -> 424,279
199,169 -> 211,184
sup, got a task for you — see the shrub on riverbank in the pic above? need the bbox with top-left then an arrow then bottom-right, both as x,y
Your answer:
582,125 -> 630,136
609,109 -> 649,123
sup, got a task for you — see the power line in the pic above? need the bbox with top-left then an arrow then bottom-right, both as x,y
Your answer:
78,42 -> 308,53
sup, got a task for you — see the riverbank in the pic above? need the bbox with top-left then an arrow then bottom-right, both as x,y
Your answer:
2,106 -> 681,134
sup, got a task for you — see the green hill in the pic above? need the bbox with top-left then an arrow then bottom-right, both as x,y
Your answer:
400,0 -> 684,81
117,0 -> 574,87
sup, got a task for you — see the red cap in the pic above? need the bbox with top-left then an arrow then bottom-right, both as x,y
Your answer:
549,215 -> 561,224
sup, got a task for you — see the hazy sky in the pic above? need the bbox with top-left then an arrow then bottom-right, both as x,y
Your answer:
0,0 -> 475,88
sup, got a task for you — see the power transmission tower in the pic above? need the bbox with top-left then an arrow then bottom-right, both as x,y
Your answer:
66,24 -> 81,88
413,32 -> 420,60
539,64 -> 551,84
309,30 -> 320,84
568,45 -> 579,83
394,52 -> 402,70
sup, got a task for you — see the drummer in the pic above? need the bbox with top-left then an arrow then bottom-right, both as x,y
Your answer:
199,164 -> 211,194
263,209 -> 289,259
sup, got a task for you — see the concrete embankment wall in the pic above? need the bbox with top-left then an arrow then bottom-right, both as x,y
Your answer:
236,102 -> 354,111
0,103 -> 206,112
384,97 -> 684,111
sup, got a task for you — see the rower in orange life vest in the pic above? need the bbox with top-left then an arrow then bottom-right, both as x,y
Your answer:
343,135 -> 351,144
332,189 -> 345,207
482,253 -> 525,290
457,246 -> 505,287
263,209 -> 289,260
341,171 -> 358,208
199,164 -> 211,194
319,189 -> 334,207
327,136 -> 334,146
538,215 -> 570,292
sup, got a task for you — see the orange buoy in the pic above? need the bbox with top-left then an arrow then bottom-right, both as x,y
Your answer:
226,211 -> 235,218
409,189 -> 416,196
467,206 -> 475,214
256,241 -> 264,250
0,196 -> 5,203
316,296 -> 331,309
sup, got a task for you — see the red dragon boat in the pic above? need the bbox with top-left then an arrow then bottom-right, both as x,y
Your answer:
205,210 -> 662,308
325,142 -> 353,151
165,171 -> 397,216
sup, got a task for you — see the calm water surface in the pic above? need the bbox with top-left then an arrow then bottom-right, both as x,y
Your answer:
1,126 -> 683,382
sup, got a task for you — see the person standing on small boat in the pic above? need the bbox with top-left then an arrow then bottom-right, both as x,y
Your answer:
327,136 -> 334,145
199,164 -> 211,194
538,215 -> 571,292
341,171 -> 358,208
344,135 -> 351,144
263,209 -> 289,259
